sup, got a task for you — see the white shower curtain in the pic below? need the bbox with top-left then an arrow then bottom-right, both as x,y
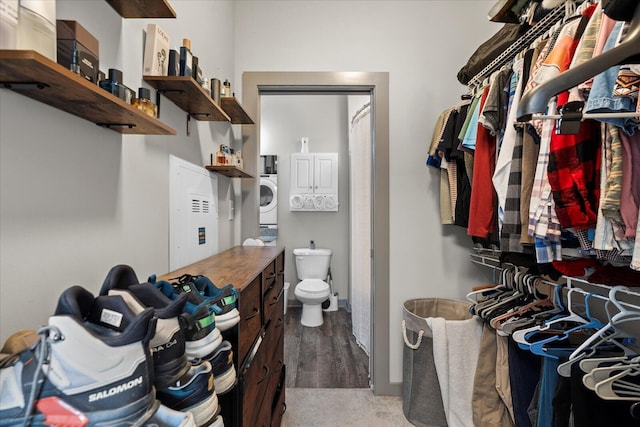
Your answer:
349,103 -> 371,355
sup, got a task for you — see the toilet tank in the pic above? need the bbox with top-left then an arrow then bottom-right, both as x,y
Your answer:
293,248 -> 332,280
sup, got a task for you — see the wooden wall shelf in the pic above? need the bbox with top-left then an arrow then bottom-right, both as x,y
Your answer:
221,97 -> 255,124
105,0 -> 176,18
143,76 -> 231,122
206,165 -> 254,178
0,50 -> 176,135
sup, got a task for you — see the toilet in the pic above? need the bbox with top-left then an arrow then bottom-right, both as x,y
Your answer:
293,248 -> 332,327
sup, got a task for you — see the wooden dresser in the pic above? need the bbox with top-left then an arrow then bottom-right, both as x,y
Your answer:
159,246 -> 286,427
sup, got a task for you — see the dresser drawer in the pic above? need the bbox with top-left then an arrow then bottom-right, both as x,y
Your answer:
270,362 -> 286,427
263,279 -> 284,326
262,259 -> 277,296
241,339 -> 270,427
238,276 -> 262,367
276,252 -> 284,276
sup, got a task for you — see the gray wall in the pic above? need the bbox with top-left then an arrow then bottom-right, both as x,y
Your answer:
0,0 -> 241,341
260,94 -> 351,302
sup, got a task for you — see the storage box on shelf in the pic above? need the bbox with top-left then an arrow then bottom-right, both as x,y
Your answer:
0,49 -> 175,135
158,246 -> 286,427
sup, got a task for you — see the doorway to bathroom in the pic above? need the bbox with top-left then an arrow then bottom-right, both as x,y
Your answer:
241,71 -> 390,394
261,92 -> 371,388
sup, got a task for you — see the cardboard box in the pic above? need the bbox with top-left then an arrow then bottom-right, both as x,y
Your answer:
56,20 -> 99,83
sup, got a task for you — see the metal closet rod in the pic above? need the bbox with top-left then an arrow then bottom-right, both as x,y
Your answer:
531,112 -> 640,120
467,5 -> 567,89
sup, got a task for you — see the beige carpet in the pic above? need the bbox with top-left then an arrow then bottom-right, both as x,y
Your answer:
281,388 -> 414,426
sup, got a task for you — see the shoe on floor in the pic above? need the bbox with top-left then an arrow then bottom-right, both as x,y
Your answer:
100,264 -> 191,389
0,286 -> 158,426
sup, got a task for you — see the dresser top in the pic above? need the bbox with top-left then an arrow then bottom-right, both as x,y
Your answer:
158,246 -> 284,291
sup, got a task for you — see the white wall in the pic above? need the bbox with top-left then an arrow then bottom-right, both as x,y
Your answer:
261,94 -> 350,300
233,0 -> 499,384
0,1 -> 238,342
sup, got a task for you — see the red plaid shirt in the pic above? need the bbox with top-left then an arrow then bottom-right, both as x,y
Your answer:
547,93 -> 601,229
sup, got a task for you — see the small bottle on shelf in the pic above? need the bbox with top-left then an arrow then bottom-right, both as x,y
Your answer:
235,150 -> 243,169
179,38 -> 193,77
99,68 -> 134,103
222,79 -> 231,98
201,78 -> 211,96
132,87 -> 157,118
216,144 -> 227,165
211,78 -> 221,103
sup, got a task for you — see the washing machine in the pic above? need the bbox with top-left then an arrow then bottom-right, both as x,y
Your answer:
260,174 -> 278,225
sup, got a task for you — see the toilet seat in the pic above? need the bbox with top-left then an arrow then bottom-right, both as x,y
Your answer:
296,279 -> 329,295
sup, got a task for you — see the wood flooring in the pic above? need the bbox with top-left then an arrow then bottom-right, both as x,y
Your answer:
284,306 -> 370,388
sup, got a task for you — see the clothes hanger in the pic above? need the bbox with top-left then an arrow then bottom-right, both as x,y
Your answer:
478,268 -> 530,321
511,285 -> 588,347
517,2 -> 640,121
556,286 -> 640,377
527,292 -> 606,360
487,272 -> 536,329
500,291 -> 564,335
594,364 -> 640,400
580,354 -> 640,374
582,356 -> 640,390
491,279 -> 559,332
466,282 -> 505,304
471,264 -> 516,313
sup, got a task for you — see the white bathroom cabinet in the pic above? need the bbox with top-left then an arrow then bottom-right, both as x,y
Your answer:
290,153 -> 338,194
290,153 -> 339,211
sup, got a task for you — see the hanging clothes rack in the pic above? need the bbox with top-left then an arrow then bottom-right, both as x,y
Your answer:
518,1 -> 640,120
467,5 -> 567,90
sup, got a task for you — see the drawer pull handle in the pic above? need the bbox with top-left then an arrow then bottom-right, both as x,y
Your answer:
266,273 -> 276,280
246,307 -> 260,320
270,294 -> 281,306
257,364 -> 270,384
282,402 -> 287,416
275,317 -> 283,328
270,288 -> 284,306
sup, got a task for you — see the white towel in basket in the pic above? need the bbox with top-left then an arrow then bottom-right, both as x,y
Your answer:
427,315 -> 483,427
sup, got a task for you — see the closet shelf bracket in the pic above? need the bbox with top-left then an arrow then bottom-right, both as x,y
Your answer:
1,81 -> 49,90
97,123 -> 136,129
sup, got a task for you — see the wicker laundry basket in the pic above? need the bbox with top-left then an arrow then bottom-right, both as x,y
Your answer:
402,298 -> 474,427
